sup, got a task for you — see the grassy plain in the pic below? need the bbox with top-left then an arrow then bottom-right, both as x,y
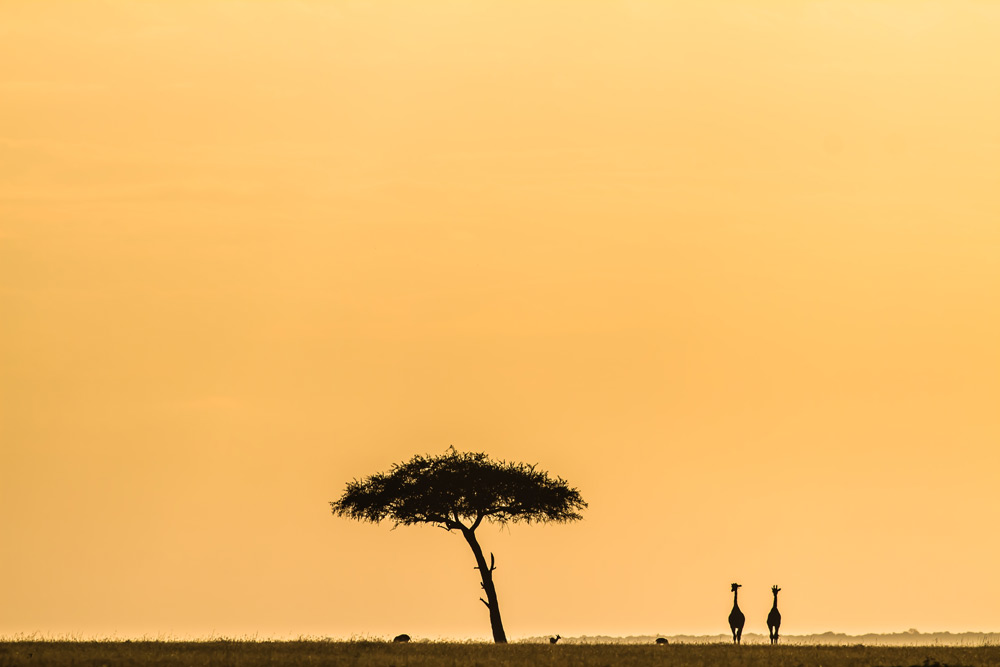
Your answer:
2,641 -> 999,667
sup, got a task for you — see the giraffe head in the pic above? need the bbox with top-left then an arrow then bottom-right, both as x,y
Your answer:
772,585 -> 781,595
731,583 -> 742,592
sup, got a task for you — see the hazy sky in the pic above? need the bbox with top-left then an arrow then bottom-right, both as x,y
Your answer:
2,0 -> 999,640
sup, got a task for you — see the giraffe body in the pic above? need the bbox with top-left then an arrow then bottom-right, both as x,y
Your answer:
728,583 -> 745,644
767,586 -> 782,644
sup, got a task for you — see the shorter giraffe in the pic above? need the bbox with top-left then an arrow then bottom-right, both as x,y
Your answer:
728,583 -> 745,644
767,585 -> 782,644
549,635 -> 561,644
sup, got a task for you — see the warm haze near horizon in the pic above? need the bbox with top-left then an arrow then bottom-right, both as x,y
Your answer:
2,1 -> 999,641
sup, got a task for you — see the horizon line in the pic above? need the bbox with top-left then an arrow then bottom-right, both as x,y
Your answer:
4,629 -> 1000,644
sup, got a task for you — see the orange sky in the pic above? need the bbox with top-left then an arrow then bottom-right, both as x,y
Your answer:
2,0 -> 999,640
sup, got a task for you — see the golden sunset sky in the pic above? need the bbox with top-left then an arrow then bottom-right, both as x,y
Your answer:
2,1 -> 999,640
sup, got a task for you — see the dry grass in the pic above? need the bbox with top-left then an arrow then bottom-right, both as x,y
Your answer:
1,641 -> 998,667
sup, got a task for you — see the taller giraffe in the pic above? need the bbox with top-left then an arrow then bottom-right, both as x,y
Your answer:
728,583 -> 745,644
767,585 -> 782,644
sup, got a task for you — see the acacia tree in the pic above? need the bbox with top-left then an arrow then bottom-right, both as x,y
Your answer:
330,449 -> 587,643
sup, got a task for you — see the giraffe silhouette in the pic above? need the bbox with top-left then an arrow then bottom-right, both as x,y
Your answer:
767,585 -> 781,644
728,583 -> 745,644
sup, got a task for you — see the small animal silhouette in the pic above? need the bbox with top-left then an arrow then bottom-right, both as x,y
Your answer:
728,583 -> 745,644
767,585 -> 782,644
549,635 -> 561,644
392,634 -> 410,643
655,637 -> 669,645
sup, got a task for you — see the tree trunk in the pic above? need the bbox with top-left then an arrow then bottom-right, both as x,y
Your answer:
461,527 -> 507,643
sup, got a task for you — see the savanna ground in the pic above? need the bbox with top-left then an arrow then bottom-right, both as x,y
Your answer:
2,641 -> 999,667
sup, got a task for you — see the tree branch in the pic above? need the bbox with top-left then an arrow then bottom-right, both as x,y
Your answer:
479,598 -> 490,608
482,505 -> 519,517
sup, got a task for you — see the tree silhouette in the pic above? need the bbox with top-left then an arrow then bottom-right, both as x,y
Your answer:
330,449 -> 587,643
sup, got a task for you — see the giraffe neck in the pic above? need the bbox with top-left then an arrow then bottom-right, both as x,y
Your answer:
771,592 -> 779,610
733,590 -> 739,609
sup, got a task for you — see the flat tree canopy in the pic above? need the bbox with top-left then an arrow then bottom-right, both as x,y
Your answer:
331,449 -> 587,642
332,450 -> 586,529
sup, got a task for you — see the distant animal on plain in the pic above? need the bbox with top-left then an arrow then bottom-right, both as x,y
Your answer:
549,635 -> 561,644
655,637 -> 669,645
767,585 -> 782,644
728,582 -> 745,645
392,634 -> 410,643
